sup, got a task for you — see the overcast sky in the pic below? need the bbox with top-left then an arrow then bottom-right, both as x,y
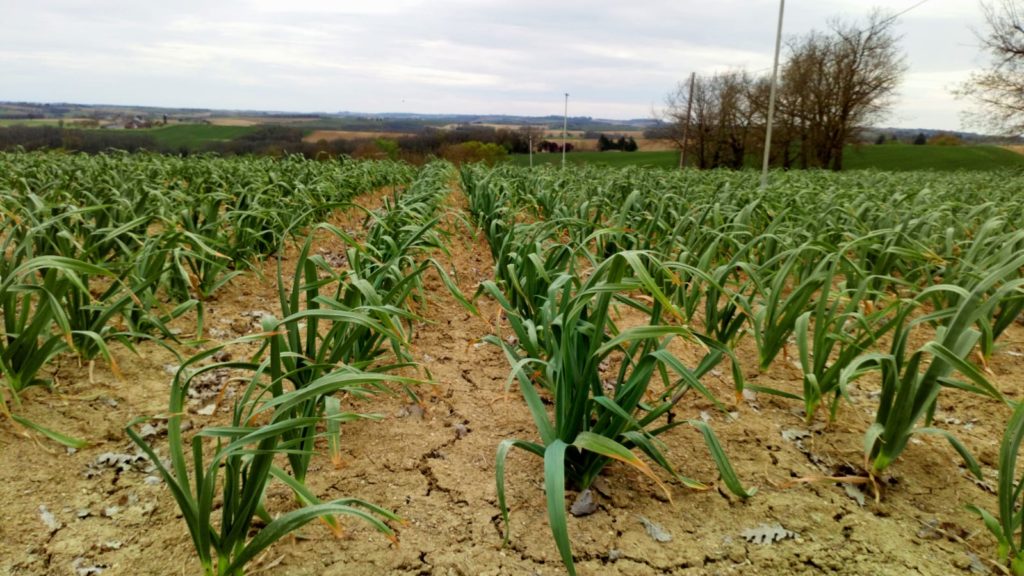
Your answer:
3,0 -> 992,130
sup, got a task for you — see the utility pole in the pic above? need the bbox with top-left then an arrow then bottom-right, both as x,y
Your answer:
679,71 -> 695,170
529,130 -> 534,168
760,0 -> 785,190
562,93 -> 569,169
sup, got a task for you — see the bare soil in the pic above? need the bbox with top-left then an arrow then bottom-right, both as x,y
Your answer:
1,187 -> 1021,576
303,131 -> 414,143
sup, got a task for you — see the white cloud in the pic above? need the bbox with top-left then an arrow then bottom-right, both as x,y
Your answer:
1,0 -> 996,128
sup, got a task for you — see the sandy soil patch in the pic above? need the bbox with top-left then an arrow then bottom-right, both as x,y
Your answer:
206,118 -> 260,127
303,130 -> 414,143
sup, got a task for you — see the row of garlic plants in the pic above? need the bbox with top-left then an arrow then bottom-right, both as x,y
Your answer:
127,160 -> 470,575
462,163 -> 1024,574
0,151 -> 413,439
461,165 -> 755,576
0,153 -> 463,574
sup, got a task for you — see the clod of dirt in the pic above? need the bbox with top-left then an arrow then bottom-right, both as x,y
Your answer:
396,404 -> 425,420
230,318 -> 251,334
742,389 -> 760,411
570,489 -> 598,517
317,248 -> 348,268
967,552 -> 991,575
38,505 -> 62,533
638,515 -> 672,543
917,518 -> 969,541
99,541 -> 122,552
452,422 -> 469,438
188,368 -> 231,396
741,523 -> 798,545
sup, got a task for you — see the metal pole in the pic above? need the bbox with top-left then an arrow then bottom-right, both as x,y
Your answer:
760,0 -> 785,190
679,71 -> 695,170
562,93 -> 569,169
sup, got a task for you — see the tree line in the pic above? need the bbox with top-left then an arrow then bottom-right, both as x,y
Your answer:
0,125 -> 160,154
661,11 -> 905,171
597,134 -> 638,152
0,123 -> 536,164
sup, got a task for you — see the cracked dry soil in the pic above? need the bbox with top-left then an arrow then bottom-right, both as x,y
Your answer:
3,188 -> 1024,576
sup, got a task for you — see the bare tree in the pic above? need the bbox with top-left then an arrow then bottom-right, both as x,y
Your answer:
662,10 -> 904,171
663,71 -> 763,169
958,0 -> 1024,134
517,125 -> 546,153
781,11 -> 906,170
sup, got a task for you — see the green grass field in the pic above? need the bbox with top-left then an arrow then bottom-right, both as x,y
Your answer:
139,124 -> 258,148
0,118 -> 71,127
843,143 -> 1024,170
0,120 -> 258,149
509,144 -> 1024,171
509,150 -> 680,169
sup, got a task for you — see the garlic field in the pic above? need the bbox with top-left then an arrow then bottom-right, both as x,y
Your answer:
1,152 -> 1023,576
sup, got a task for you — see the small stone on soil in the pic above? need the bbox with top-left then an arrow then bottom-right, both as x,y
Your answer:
71,558 -> 106,576
843,483 -> 866,507
638,515 -> 672,543
139,423 -> 163,439
781,428 -> 811,442
741,523 -> 798,545
39,505 -> 62,533
570,489 -> 598,517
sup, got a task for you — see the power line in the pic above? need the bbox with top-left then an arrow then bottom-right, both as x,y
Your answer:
880,0 -> 932,27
